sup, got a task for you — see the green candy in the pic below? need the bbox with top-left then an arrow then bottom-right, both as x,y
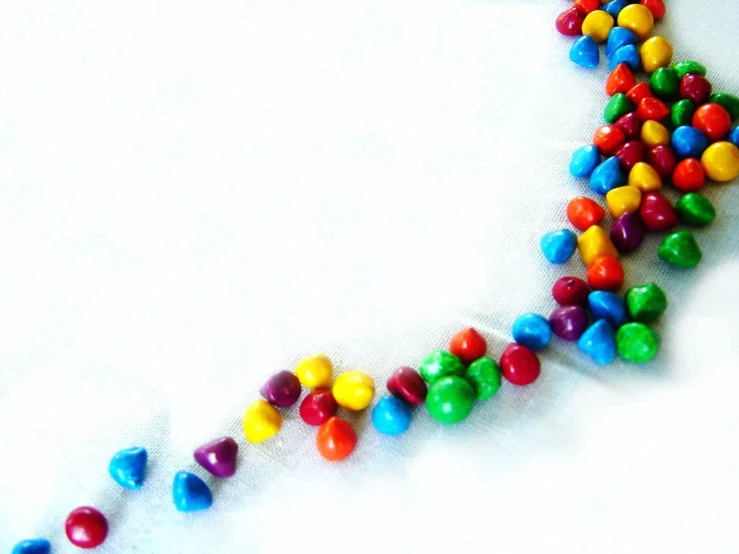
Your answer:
673,60 -> 707,80
709,93 -> 739,122
626,283 -> 667,323
650,67 -> 679,99
604,93 -> 634,124
658,230 -> 702,269
671,99 -> 696,128
674,193 -> 716,226
464,357 -> 502,401
418,350 -> 465,384
426,376 -> 476,424
617,323 -> 660,363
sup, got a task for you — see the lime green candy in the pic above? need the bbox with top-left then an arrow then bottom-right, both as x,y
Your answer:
674,193 -> 716,226
650,67 -> 679,99
709,93 -> 739,122
617,323 -> 660,363
464,357 -> 501,401
418,350 -> 465,384
426,376 -> 476,424
626,283 -> 667,323
671,99 -> 696,128
658,230 -> 702,268
673,60 -> 707,80
604,93 -> 634,124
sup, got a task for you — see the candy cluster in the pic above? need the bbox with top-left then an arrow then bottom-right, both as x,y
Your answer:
12,2 -> 739,552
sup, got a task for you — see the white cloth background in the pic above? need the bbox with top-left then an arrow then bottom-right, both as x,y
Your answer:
1,1 -> 738,552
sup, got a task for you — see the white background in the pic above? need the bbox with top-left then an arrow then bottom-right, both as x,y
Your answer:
1,1 -> 738,552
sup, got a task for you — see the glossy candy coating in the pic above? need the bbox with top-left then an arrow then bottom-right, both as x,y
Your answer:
658,230 -> 702,268
674,193 -> 716,226
11,539 -> 51,554
615,141 -> 644,171
606,185 -> 642,219
692,103 -> 732,142
582,10 -> 614,43
640,36 -> 672,73
574,0 -> 600,14
604,94 -> 634,124
387,366 -> 427,405
552,276 -> 591,306
626,82 -> 653,106
673,60 -> 707,80
616,322 -> 660,362
570,145 -> 602,178
603,0 -> 629,19
672,158 -> 705,192
628,162 -> 662,192
449,327 -> 488,365
626,283 -> 667,323
194,437 -> 238,478
172,471 -> 213,512
260,370 -> 302,408
295,353 -> 333,389
646,145 -> 677,179
578,320 -> 617,365
332,371 -> 375,410
650,67 -> 679,99
108,446 -> 148,490
671,126 -> 708,159
638,99 -> 670,123
594,125 -> 626,154
541,229 -> 578,264
709,93 -> 739,122
641,0 -> 666,20
617,4 -> 654,40
701,141 -> 739,182
590,156 -> 626,195
299,388 -> 339,425
605,27 -> 638,58
615,112 -> 642,141
570,36 -> 600,69
567,196 -> 606,230
639,192 -> 678,231
499,343 -> 541,386
512,313 -> 552,351
65,506 -> 108,549
549,305 -> 589,341
606,64 -> 636,96
578,225 -> 619,264
243,399 -> 282,443
610,212 -> 646,253
464,356 -> 503,400
371,396 -> 412,436
671,99 -> 696,128
640,120 -> 670,149
556,7 -> 587,36
588,290 -> 629,329
730,126 -> 739,148
418,350 -> 465,384
425,376 -> 476,423
587,256 -> 625,292
680,74 -> 712,105
316,417 -> 357,461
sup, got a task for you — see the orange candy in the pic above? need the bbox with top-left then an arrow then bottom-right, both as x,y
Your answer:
637,97 -> 669,121
593,125 -> 626,154
692,103 -> 733,142
449,327 -> 487,365
627,82 -> 653,105
586,256 -> 625,292
672,158 -> 706,192
606,64 -> 637,96
316,417 -> 357,462
567,197 -> 606,231
573,0 -> 600,14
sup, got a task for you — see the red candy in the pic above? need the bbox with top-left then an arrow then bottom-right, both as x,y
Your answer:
637,97 -> 670,121
449,327 -> 487,365
627,83 -> 654,105
615,141 -> 645,171
65,506 -> 108,549
680,74 -> 712,105
316,417 -> 357,462
586,256 -> 624,292
573,0 -> 600,14
387,366 -> 428,405
692,103 -> 732,142
593,125 -> 626,154
556,7 -> 586,36
641,0 -> 666,20
614,112 -> 643,141
639,192 -> 678,231
552,276 -> 590,306
646,145 -> 677,179
606,64 -> 637,97
299,389 -> 338,426
672,158 -> 706,192
566,196 -> 606,231
500,343 -> 540,386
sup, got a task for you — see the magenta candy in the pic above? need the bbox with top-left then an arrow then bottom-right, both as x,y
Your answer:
614,112 -> 642,141
679,74 -> 712,105
639,192 -> 678,232
556,7 -> 586,36
614,141 -> 645,171
646,145 -> 677,179
260,370 -> 302,408
387,366 -> 428,405
549,305 -> 589,341
299,388 -> 338,426
610,211 -> 646,253
194,437 -> 238,478
552,277 -> 590,306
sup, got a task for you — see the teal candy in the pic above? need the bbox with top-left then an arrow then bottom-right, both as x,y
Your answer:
109,446 -> 148,490
570,36 -> 600,69
588,290 -> 629,329
570,144 -> 601,178
590,156 -> 626,195
609,44 -> 640,71
172,471 -> 213,512
12,539 -> 51,554
578,320 -> 617,365
540,229 -> 578,264
371,396 -> 412,436
606,27 -> 638,58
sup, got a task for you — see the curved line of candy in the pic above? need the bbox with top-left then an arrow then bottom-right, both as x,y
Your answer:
12,1 -> 739,552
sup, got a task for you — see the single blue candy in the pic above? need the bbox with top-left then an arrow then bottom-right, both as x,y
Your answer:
603,0 -> 629,19
12,539 -> 51,554
540,229 -> 578,264
109,446 -> 148,490
729,126 -> 739,147
609,44 -> 640,71
570,144 -> 601,178
371,396 -> 412,436
570,36 -> 599,69
605,27 -> 638,58
590,156 -> 625,195
172,471 -> 213,512
672,126 -> 709,158
588,291 -> 629,329
512,313 -> 552,351
577,320 -> 617,365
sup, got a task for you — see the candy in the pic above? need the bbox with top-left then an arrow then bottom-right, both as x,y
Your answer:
650,67 -> 679,99
567,196 -> 606,230
641,0 -> 666,20
418,350 -> 465,384
626,82 -> 653,105
299,389 -> 338,425
614,140 -> 644,170
639,192 -> 677,231
626,283 -> 667,323
672,158 -> 705,192
730,126 -> 739,148
541,229 -> 578,264
425,376 -> 476,423
578,225 -> 619,264
590,156 -> 626,194
606,185 -> 642,218
671,99 -> 696,128
260,370 -> 302,408
594,124 -> 626,154
332,371 -> 375,410
605,27 -> 638,58
512,313 -> 552,351
616,4 -> 654,40
610,212 -> 646,253
194,437 -> 238,478
609,45 -> 640,71
614,112 -> 642,140
701,141 -> 739,182
692,103 -> 732,141
604,94 -> 634,124
628,161 -> 662,192
570,36 -> 600,69
578,320 -> 618,365
679,74 -> 712,105
243,399 -> 282,443
587,256 -> 624,291
464,357 -> 503,400
674,193 -> 716,226
603,0 -> 629,19
637,98 -> 669,123
371,396 -> 412,436
673,60 -> 707,80
65,506 -> 108,549
449,327 -> 487,365
387,366 -> 428,405
606,63 -> 637,96
709,93 -> 739,122
549,305 -> 589,341
616,322 -> 660,362
588,290 -> 629,328
640,120 -> 670,149
552,276 -> 591,306
646,145 -> 677,179
672,126 -> 708,159
499,343 -> 541,386
108,446 -> 148,490
582,10 -> 614,43
570,145 -> 602,178
658,230 -> 702,268
295,353 -> 333,389
574,0 -> 600,14
640,36 -> 672,73
556,7 -> 587,36
11,539 -> 51,554
316,417 -> 357,461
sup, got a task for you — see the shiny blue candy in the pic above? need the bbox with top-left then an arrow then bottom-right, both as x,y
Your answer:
590,156 -> 625,195
577,320 -> 617,365
371,396 -> 412,436
672,126 -> 709,158
512,313 -> 552,351
603,0 -> 629,19
109,446 -> 148,490
570,144 -> 601,178
728,126 -> 739,147
588,291 -> 629,329
172,471 -> 213,512
541,229 -> 578,264
570,36 -> 600,69
12,539 -> 51,554
609,45 -> 640,71
605,27 -> 638,58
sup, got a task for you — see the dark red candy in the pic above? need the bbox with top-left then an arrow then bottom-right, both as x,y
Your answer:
627,82 -> 654,105
66,506 -> 108,549
549,305 -> 589,341
500,343 -> 540,386
615,141 -> 645,170
556,7 -> 586,36
646,145 -> 678,179
679,74 -> 712,105
299,388 -> 339,426
610,212 -> 647,253
637,97 -> 670,121
672,158 -> 706,192
387,366 -> 428,405
552,276 -> 590,306
260,370 -> 302,408
639,192 -> 678,231
614,112 -> 643,141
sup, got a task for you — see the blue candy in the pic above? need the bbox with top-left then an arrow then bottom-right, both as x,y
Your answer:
172,471 -> 213,512
12,539 -> 51,554
512,313 -> 552,351
570,144 -> 601,178
672,126 -> 709,158
371,396 -> 412,436
577,320 -> 617,365
603,0 -> 629,19
605,27 -> 638,58
590,156 -> 625,195
588,291 -> 629,329
729,126 -> 739,147
109,446 -> 148,490
540,229 -> 578,264
570,36 -> 599,69
609,44 -> 640,71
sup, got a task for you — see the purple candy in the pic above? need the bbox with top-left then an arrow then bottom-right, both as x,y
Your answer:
194,436 -> 238,478
610,212 -> 646,254
260,370 -> 302,408
549,305 -> 589,341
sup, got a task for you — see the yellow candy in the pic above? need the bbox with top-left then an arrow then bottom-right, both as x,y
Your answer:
295,353 -> 333,389
617,4 -> 654,41
628,162 -> 662,192
582,10 -> 614,44
640,120 -> 670,149
701,141 -> 739,183
243,399 -> 282,443
578,225 -> 619,265
606,186 -> 642,219
332,371 -> 375,411
640,36 -> 673,73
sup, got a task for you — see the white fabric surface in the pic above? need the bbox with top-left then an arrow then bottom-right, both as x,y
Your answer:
1,1 -> 738,552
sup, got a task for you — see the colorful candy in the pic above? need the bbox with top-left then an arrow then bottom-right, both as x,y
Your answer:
588,290 -> 629,329
172,472 -> 213,512
604,93 -> 634,124
709,92 -> 739,122
499,343 -> 541,386
194,437 -> 238,478
692,103 -> 732,141
606,185 -> 642,218
640,36 -> 672,73
606,64 -> 637,96
616,322 -> 660,362
386,366 -> 428,405
626,283 -> 667,323
425,375 -> 476,423
594,124 -> 626,154
626,82 -> 653,105
610,211 -> 646,253
570,145 -> 602,178
639,192 -> 678,231
673,60 -> 707,80
617,4 -> 654,40
332,371 -> 375,410
552,276 -> 591,306
671,99 -> 696,128
650,67 -> 679,99
570,36 -> 600,69
578,225 -> 619,264
512,313 -> 552,351
556,7 -> 587,36
640,120 -> 670,149
679,74 -> 712,105
615,141 -> 644,171
587,256 -> 624,291
605,27 -> 638,58
646,145 -> 677,179
672,158 -> 705,192
582,10 -> 614,43
658,230 -> 702,268
243,399 -> 282,443
371,396 -> 412,436
464,357 -> 502,400
541,229 -> 578,264
628,161 -> 662,192
578,320 -> 618,365
11,539 -> 51,554
260,370 -> 302,408
573,0 -> 600,15
108,446 -> 148,490
316,417 -> 357,461
701,141 -> 739,182
672,126 -> 709,159
65,506 -> 108,548
641,0 -> 666,20
567,196 -> 606,230
418,350 -> 465,384
449,327 -> 488,365
614,112 -> 642,140
299,389 -> 339,425
550,305 -> 589,341
590,156 -> 626,194
674,193 -> 716,226
295,353 -> 333,389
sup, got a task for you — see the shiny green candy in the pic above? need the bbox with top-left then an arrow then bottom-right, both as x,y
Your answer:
604,93 -> 634,124
671,99 -> 696,128
464,356 -> 502,401
418,350 -> 465,384
650,67 -> 679,99
626,283 -> 667,323
673,60 -> 707,80
426,376 -> 476,424
709,93 -> 739,122
674,193 -> 716,226
617,323 -> 660,363
658,230 -> 702,269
